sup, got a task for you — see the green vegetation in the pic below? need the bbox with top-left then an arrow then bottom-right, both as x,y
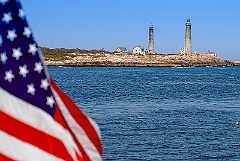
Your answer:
40,47 -> 89,55
40,46 -> 111,61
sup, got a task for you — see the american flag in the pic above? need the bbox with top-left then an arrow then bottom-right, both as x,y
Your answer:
0,0 -> 102,161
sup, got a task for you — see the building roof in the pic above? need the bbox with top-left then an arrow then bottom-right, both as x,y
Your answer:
133,45 -> 144,50
117,47 -> 127,51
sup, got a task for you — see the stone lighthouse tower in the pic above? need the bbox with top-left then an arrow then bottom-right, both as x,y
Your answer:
185,19 -> 192,54
148,24 -> 154,54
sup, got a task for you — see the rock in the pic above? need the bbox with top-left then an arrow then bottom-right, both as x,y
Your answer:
44,52 -> 233,67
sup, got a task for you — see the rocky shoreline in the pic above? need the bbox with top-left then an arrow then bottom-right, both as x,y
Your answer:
44,52 -> 238,67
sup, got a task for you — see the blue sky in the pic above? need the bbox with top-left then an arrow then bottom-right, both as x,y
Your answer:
20,0 -> 240,61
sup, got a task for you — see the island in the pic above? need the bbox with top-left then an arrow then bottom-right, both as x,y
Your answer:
41,47 -> 238,67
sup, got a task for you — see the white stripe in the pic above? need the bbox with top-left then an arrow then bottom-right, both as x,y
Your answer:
0,87 -> 80,161
89,117 -> 102,139
53,89 -> 102,161
0,131 -> 64,161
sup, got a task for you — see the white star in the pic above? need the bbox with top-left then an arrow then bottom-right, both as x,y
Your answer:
1,52 -> 7,64
28,43 -> 37,55
0,35 -> 2,47
7,29 -> 17,41
19,65 -> 29,78
27,83 -> 36,95
0,0 -> 8,5
4,70 -> 14,82
40,79 -> 49,90
12,48 -> 22,60
46,96 -> 55,108
18,9 -> 25,19
2,12 -> 12,24
23,27 -> 31,38
34,62 -> 43,73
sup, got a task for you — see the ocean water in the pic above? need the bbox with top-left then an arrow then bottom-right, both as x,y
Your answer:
48,66 -> 240,161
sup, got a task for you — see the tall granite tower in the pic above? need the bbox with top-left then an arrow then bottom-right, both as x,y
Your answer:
148,24 -> 154,54
185,19 -> 192,54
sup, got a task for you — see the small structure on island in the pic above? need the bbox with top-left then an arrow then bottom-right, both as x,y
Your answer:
185,19 -> 192,54
116,47 -> 127,53
180,47 -> 186,54
206,50 -> 217,56
133,45 -> 145,55
148,24 -> 154,54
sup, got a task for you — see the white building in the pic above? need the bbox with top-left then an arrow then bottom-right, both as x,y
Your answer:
116,47 -> 127,53
180,47 -> 186,54
133,45 -> 145,55
206,50 -> 217,56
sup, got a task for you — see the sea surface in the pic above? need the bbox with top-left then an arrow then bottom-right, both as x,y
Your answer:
48,66 -> 240,161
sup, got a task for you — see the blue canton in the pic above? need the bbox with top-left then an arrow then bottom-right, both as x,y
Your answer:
0,0 -> 56,116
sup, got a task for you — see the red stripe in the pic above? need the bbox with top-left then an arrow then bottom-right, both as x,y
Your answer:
0,154 -> 15,161
51,79 -> 102,156
75,150 -> 84,161
54,106 -> 68,129
54,105 -> 91,161
69,125 -> 91,161
0,110 -> 74,161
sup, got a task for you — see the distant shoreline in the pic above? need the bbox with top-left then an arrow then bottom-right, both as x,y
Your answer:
41,47 -> 239,67
44,53 -> 239,67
